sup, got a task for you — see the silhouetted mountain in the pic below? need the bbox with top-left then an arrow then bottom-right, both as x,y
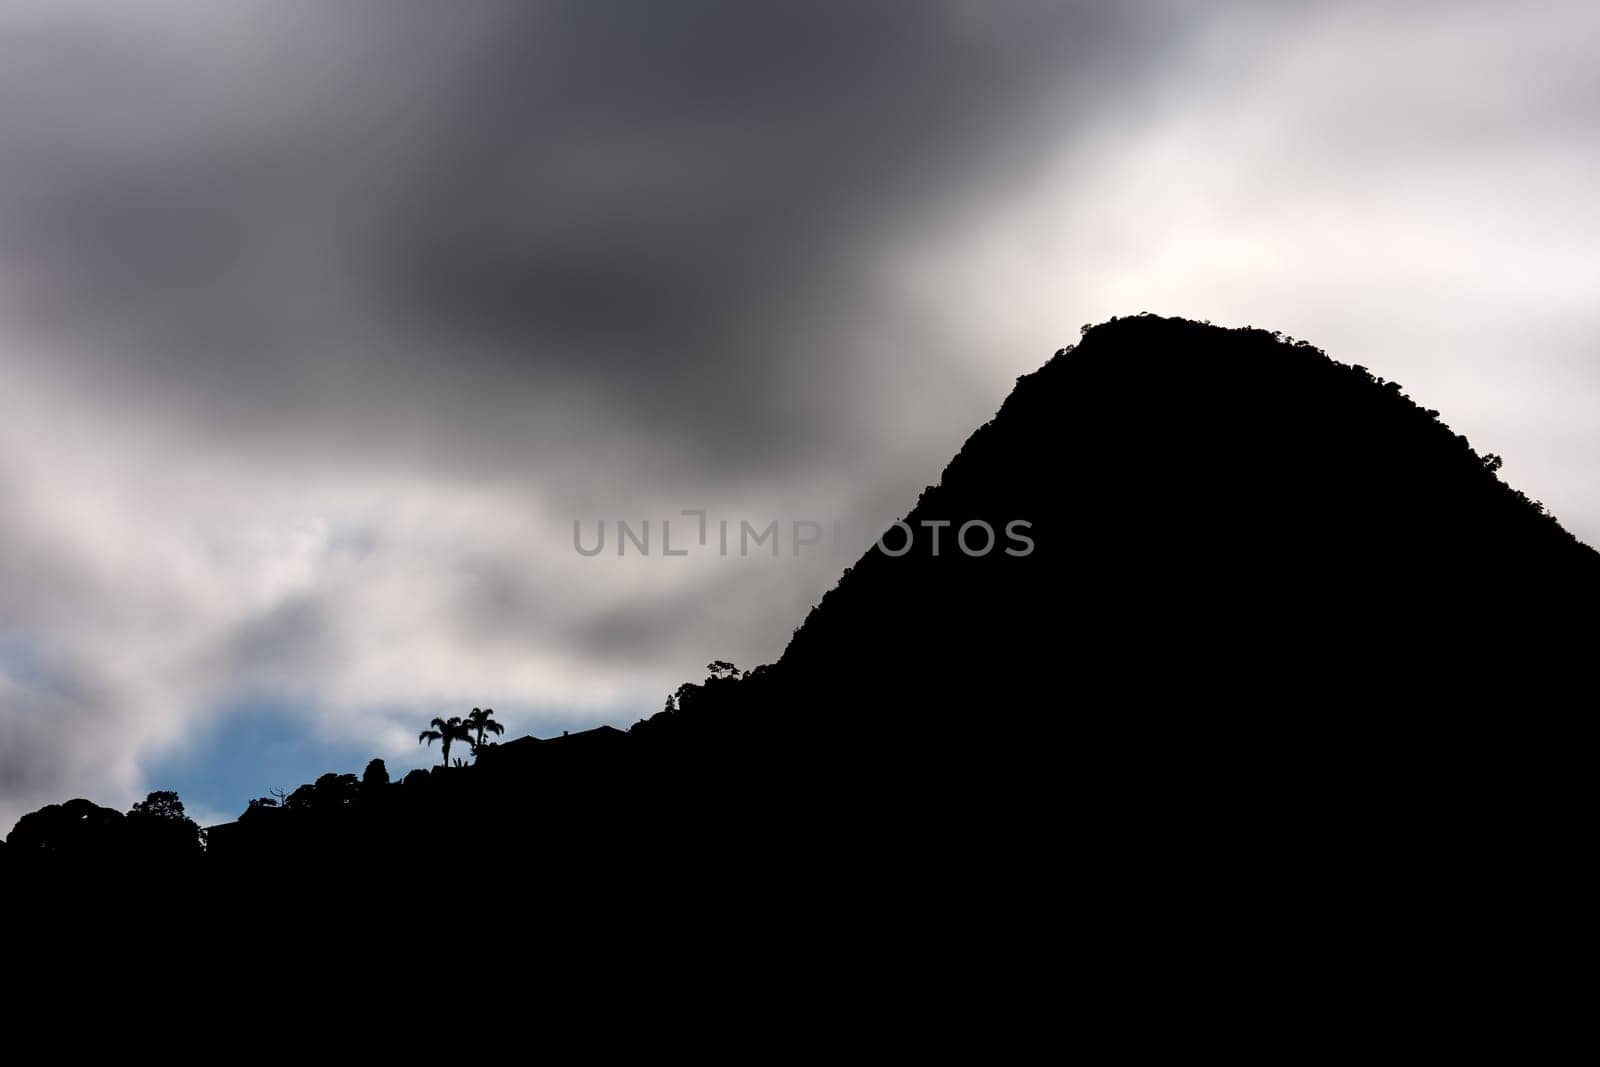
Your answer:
9,316 -> 1591,958
779,313 -> 1596,699
647,315 -> 1596,786
624,315 -> 1598,901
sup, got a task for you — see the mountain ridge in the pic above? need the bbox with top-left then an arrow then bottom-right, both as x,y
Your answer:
7,314 -> 1592,896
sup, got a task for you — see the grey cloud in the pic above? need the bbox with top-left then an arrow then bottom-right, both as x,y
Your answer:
0,2 -> 1192,481
0,643 -> 143,819
222,595 -> 333,686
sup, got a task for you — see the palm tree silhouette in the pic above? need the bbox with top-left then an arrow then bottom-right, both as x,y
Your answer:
465,707 -> 505,755
418,716 -> 471,768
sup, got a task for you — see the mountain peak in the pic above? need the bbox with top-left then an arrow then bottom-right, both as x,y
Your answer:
773,313 -> 1597,709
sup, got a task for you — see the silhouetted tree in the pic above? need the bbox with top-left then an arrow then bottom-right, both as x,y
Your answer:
284,773 -> 359,811
126,790 -> 204,854
465,707 -> 505,755
129,790 -> 185,820
362,758 -> 390,791
9,798 -> 125,857
419,716 -> 472,768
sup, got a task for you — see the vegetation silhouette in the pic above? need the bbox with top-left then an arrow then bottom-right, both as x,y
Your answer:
362,758 -> 389,791
7,790 -> 202,862
418,716 -> 472,768
465,707 -> 505,755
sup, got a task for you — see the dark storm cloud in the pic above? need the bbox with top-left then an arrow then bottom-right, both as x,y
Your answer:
0,1 -> 1191,482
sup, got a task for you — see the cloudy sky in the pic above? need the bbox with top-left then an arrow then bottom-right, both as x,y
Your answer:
3,0 -> 1597,831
